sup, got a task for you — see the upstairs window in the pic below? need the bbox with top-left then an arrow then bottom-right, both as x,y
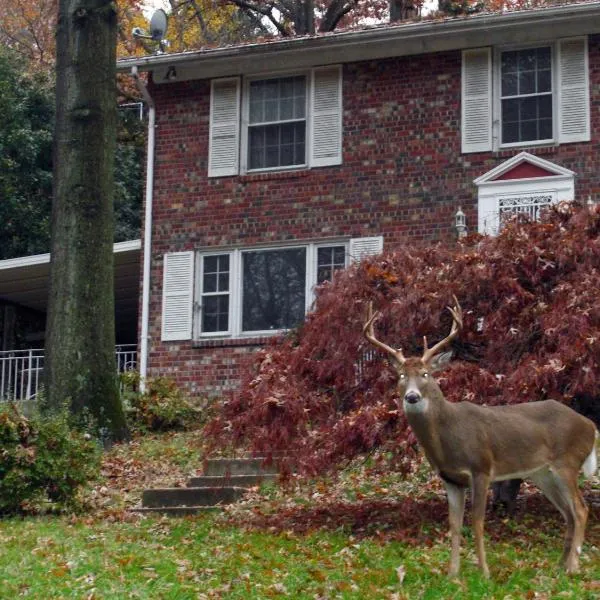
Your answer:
462,37 -> 589,153
248,76 -> 307,170
209,66 -> 342,177
500,47 -> 553,145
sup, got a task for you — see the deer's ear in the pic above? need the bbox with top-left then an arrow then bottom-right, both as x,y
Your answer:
429,351 -> 453,373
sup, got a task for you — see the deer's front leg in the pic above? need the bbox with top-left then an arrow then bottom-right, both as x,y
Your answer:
444,481 -> 466,577
471,473 -> 491,579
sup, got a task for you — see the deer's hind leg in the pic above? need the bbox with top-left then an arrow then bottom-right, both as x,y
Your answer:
530,467 -> 588,573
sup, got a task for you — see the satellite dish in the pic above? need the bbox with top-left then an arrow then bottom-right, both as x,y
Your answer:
132,9 -> 170,54
149,9 -> 168,42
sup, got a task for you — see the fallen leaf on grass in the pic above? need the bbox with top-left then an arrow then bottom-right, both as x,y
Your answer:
396,565 -> 406,584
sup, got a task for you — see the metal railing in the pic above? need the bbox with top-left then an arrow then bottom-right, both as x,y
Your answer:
0,345 -> 137,402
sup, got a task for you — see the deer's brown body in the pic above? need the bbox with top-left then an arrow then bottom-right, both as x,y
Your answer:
364,299 -> 598,578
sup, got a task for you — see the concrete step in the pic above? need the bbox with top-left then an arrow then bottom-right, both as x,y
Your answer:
142,486 -> 248,508
187,473 -> 277,488
131,505 -> 218,516
203,457 -> 279,477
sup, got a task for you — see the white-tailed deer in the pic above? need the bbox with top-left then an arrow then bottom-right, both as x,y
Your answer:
364,297 -> 598,578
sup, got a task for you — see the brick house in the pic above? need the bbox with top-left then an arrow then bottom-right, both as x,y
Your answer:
116,3 -> 600,398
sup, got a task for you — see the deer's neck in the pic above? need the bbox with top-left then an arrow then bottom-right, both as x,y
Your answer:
405,397 -> 454,471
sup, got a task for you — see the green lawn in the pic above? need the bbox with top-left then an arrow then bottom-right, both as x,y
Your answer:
0,431 -> 598,598
0,511 -> 598,599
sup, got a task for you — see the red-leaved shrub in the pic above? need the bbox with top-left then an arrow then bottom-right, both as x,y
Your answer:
205,203 -> 600,475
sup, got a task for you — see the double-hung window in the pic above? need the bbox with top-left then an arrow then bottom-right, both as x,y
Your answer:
500,47 -> 553,145
462,37 -> 589,153
209,66 -> 342,177
247,76 -> 307,171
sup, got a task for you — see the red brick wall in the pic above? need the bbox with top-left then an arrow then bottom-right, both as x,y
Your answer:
144,36 -> 600,398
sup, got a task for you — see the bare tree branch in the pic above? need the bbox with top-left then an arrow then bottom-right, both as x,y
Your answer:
320,0 -> 358,32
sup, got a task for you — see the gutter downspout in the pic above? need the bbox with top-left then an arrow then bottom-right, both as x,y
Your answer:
131,66 -> 155,393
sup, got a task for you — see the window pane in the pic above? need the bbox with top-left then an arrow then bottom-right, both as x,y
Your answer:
537,47 -> 551,69
502,72 -> 518,97
248,123 -> 306,170
203,295 -> 229,333
519,70 -> 536,95
540,118 -> 553,140
203,272 -> 217,293
317,266 -> 332,283
249,76 -> 306,125
521,119 -> 537,142
537,68 -> 551,93
317,246 -> 346,284
521,96 -> 538,121
203,255 -> 229,293
503,121 -> 519,144
242,248 -> 306,331
333,246 -> 346,264
539,94 -> 552,119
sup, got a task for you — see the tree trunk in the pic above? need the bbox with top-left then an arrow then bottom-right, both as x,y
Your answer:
45,0 -> 128,441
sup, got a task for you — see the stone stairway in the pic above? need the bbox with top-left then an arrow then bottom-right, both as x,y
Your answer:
133,457 -> 278,515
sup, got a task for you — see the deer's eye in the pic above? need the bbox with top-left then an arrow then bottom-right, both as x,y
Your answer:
422,372 -> 429,379
399,373 -> 406,380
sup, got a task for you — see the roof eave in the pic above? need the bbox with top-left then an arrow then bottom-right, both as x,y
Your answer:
116,4 -> 600,82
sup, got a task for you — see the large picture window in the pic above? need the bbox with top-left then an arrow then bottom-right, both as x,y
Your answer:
500,47 -> 552,145
242,248 -> 306,331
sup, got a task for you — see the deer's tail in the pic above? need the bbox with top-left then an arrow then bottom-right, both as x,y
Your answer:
582,429 -> 598,478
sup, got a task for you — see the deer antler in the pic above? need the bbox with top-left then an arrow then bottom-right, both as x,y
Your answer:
363,301 -> 406,364
421,295 -> 463,364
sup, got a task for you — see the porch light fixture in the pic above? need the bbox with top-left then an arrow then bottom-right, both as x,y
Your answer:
455,206 -> 467,238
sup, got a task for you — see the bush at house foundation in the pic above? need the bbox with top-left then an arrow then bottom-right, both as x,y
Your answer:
206,203 -> 600,476
0,405 -> 100,514
121,373 -> 201,433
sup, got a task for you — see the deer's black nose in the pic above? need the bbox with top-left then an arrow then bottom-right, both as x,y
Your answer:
404,391 -> 421,404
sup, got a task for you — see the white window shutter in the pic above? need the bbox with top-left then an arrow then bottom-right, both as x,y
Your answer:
349,236 -> 383,263
461,48 -> 492,153
161,252 -> 195,341
558,37 -> 590,144
310,66 -> 342,167
209,78 -> 240,177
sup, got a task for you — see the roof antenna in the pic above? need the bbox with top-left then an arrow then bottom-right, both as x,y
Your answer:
132,9 -> 169,54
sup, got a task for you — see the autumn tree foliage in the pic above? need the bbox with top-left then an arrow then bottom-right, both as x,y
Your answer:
206,203 -> 600,475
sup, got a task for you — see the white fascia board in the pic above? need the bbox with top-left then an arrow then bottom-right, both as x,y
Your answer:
116,4 -> 600,83
0,239 -> 142,271
114,239 -> 142,253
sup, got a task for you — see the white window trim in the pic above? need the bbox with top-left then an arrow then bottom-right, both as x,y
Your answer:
493,41 -> 557,151
196,250 -> 234,338
240,72 -> 309,174
194,240 -> 350,339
